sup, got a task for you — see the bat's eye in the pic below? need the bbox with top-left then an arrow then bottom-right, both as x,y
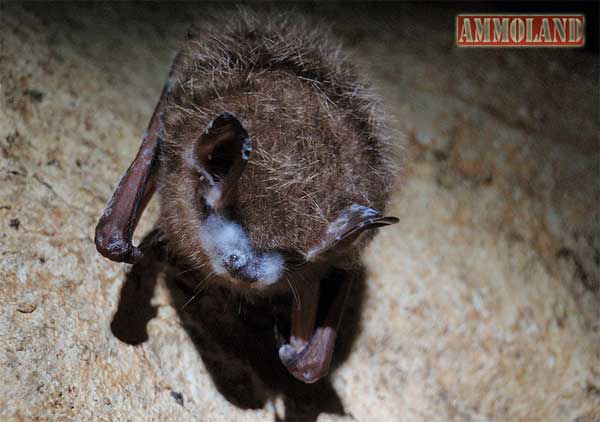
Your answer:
199,196 -> 211,214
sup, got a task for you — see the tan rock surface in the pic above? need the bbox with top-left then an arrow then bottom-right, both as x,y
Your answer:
1,4 -> 598,421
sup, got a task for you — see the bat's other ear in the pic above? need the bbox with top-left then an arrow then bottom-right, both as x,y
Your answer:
307,205 -> 398,261
193,112 -> 252,209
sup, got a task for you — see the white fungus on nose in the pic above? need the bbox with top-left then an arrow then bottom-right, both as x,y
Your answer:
199,214 -> 283,285
255,252 -> 285,285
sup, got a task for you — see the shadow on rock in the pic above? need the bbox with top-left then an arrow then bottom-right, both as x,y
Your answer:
111,230 -> 366,421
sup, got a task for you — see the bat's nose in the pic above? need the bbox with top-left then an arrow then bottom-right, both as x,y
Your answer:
223,254 -> 255,282
224,254 -> 241,272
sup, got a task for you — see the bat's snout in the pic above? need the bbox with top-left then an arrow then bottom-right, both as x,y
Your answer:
223,254 -> 257,283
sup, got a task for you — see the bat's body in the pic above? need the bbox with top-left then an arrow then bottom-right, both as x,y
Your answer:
95,11 -> 398,384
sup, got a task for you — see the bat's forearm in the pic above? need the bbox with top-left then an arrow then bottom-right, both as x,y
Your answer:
280,269 -> 352,383
95,84 -> 167,263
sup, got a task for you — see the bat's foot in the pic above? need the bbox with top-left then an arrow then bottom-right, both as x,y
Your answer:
278,327 -> 334,384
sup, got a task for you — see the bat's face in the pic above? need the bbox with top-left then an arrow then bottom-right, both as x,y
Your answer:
198,213 -> 286,286
158,112 -> 397,291
185,112 -> 318,290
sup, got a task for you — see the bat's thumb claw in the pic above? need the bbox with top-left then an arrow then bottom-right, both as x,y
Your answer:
278,344 -> 297,365
279,343 -> 328,383
278,335 -> 332,383
95,225 -> 143,264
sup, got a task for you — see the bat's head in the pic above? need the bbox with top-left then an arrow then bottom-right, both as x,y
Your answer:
159,110 -> 397,292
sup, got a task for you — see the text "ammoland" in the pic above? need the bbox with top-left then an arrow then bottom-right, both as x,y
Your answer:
456,15 -> 585,47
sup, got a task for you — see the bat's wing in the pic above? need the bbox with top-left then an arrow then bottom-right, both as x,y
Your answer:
307,204 -> 398,261
279,268 -> 352,383
95,58 -> 179,264
279,205 -> 398,383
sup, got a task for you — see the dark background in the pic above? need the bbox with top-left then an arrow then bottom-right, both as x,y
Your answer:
19,1 -> 600,55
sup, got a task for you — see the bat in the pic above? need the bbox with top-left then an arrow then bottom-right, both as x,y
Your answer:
95,10 -> 399,384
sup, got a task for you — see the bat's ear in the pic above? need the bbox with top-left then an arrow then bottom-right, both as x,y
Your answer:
193,112 -> 252,209
307,205 -> 398,261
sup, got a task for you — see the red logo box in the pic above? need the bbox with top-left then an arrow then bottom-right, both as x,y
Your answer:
456,14 -> 585,47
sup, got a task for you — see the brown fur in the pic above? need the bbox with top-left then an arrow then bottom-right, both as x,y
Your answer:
157,11 -> 399,293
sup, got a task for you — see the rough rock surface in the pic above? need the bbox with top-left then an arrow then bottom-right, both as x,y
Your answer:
1,4 -> 598,421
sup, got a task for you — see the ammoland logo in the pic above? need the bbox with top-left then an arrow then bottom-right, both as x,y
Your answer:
456,14 -> 585,47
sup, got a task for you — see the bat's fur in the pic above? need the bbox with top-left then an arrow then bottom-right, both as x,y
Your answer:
157,11 -> 398,296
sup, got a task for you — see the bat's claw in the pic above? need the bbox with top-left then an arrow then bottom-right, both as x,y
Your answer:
95,225 -> 143,264
278,343 -> 298,363
278,327 -> 333,384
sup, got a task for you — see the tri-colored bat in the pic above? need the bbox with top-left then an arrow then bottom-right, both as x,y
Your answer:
95,11 -> 399,384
